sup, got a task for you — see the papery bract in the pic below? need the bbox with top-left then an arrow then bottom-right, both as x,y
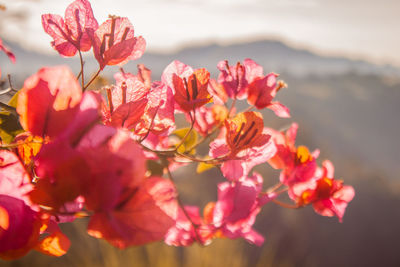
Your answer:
0,38 -> 16,63
30,143 -> 90,210
291,160 -> 355,222
87,177 -> 178,248
35,221 -> 71,257
0,152 -> 41,260
135,81 -> 175,135
42,0 -> 98,56
0,150 -> 33,201
209,112 -> 276,181
247,73 -> 290,118
17,66 -> 82,138
92,16 -> 145,69
164,206 -> 208,246
266,123 -> 319,186
173,68 -> 211,112
0,37 -> 16,78
161,60 -> 193,93
28,91 -> 102,210
217,59 -> 263,100
207,173 -> 273,245
225,112 -> 265,153
77,127 -> 147,209
0,196 -> 41,260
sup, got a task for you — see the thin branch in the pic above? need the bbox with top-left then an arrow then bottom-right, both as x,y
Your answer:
78,50 -> 85,89
83,68 -> 101,91
139,105 -> 160,144
228,98 -> 236,118
239,105 -> 255,113
165,164 -> 202,243
7,75 -> 17,92
175,109 -> 196,152
272,199 -> 299,209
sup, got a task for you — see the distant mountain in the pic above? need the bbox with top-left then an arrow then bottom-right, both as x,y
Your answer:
1,39 -> 400,82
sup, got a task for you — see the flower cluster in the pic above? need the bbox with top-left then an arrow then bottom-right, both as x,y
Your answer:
0,0 -> 355,260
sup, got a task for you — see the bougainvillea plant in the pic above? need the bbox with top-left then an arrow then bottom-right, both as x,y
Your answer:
0,0 -> 355,259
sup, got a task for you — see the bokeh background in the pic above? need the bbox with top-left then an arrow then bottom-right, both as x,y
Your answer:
1,0 -> 400,266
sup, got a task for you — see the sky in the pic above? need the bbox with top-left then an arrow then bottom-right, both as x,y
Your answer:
0,0 -> 399,66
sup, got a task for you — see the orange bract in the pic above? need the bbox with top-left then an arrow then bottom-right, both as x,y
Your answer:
35,230 -> 71,257
225,111 -> 265,153
173,68 -> 211,112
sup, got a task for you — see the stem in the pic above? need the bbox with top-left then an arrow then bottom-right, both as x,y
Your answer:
174,151 -> 224,164
272,199 -> 299,209
78,50 -> 85,89
266,182 -> 284,194
187,120 -> 223,153
165,165 -> 202,243
228,98 -> 236,118
175,109 -> 195,152
83,68 -> 101,91
7,75 -> 17,92
139,106 -> 160,143
240,105 -> 255,113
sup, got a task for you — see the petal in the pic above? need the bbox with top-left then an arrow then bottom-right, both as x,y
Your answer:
87,177 -> 178,248
17,66 -> 82,138
42,14 -> 77,57
267,101 -> 291,118
64,0 -> 98,51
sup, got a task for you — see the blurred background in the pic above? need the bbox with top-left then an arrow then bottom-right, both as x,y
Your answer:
1,0 -> 400,266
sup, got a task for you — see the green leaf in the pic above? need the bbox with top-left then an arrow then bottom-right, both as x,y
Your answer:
8,90 -> 19,108
173,127 -> 198,154
0,112 -> 23,144
196,160 -> 216,173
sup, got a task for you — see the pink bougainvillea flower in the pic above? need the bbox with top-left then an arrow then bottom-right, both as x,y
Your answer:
266,123 -> 319,186
34,219 -> 71,257
134,81 -> 175,136
290,160 -> 355,222
92,16 -> 145,69
185,106 -> 215,137
77,128 -> 146,196
87,177 -> 178,248
28,91 -> 102,210
42,0 -> 98,56
173,68 -> 211,112
164,205 -> 212,246
161,60 -> 193,94
247,73 -> 290,118
217,58 -> 289,117
208,78 -> 228,105
225,111 -> 265,153
0,195 -> 42,260
185,104 -> 227,137
137,64 -> 152,90
112,70 -> 149,104
205,173 -> 275,245
0,151 -> 43,260
209,112 -> 276,181
17,66 -> 82,138
103,70 -> 149,129
217,58 -> 263,100
0,150 -> 33,202
30,143 -> 90,210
